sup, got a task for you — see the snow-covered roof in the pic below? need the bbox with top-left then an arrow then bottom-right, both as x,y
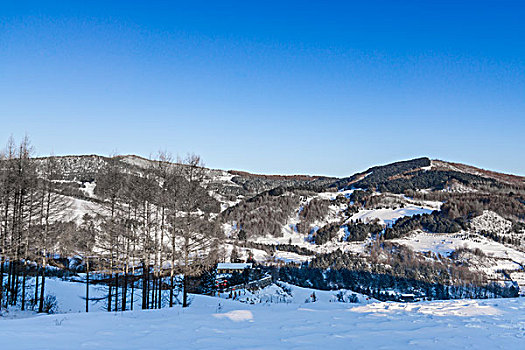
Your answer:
217,263 -> 253,270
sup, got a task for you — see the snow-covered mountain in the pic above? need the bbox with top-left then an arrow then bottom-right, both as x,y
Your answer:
37,155 -> 525,293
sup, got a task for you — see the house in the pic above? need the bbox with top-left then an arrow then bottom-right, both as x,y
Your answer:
216,262 -> 253,274
400,293 -> 417,302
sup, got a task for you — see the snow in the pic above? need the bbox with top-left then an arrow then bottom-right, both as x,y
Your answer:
80,182 -> 97,198
118,155 -> 152,168
208,191 -> 241,211
394,230 -> 525,264
1,279 -> 525,349
316,191 -> 339,200
221,222 -> 236,238
58,196 -> 105,225
213,309 -> 253,322
350,205 -> 434,226
349,299 -> 502,317
217,263 -> 252,270
442,181 -> 477,193
471,210 -> 513,234
0,277 -> 146,315
272,250 -> 312,263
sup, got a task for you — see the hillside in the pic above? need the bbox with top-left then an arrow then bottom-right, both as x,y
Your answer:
28,154 -> 525,291
2,152 -> 524,307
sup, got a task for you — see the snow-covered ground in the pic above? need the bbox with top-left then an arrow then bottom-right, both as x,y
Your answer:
218,282 -> 372,306
349,205 -> 434,226
394,230 -> 525,265
1,279 -> 524,349
59,196 -> 105,224
1,293 -> 524,349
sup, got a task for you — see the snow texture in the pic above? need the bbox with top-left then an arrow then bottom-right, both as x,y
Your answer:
350,205 -> 434,226
1,279 -> 524,349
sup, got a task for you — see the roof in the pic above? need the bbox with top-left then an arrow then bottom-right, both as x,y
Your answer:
217,263 -> 253,270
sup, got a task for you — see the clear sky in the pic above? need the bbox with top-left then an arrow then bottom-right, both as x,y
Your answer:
1,1 -> 524,177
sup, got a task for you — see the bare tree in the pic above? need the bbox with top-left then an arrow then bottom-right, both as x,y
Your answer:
173,154 -> 219,308
35,155 -> 67,313
95,155 -> 127,312
75,214 -> 98,312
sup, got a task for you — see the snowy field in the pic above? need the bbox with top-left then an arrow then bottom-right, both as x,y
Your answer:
349,205 -> 434,226
1,280 -> 524,349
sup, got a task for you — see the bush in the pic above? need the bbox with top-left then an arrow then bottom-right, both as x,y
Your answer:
42,294 -> 58,314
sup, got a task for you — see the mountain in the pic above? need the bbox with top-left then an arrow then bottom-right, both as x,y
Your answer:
31,154 -> 525,295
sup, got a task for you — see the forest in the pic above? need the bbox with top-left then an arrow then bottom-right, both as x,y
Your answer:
278,244 -> 519,300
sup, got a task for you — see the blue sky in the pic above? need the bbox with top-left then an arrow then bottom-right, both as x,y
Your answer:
1,1 -> 524,176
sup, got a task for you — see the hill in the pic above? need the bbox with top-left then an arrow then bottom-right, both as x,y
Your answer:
1,150 -> 524,314
38,155 -> 525,289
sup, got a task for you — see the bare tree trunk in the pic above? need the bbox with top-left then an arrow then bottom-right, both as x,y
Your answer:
157,274 -> 162,309
158,208 -> 164,309
38,264 -> 45,313
34,270 -> 39,308
21,265 -> 26,310
141,261 -> 147,309
151,275 -> 155,309
0,260 -> 4,309
122,268 -> 127,311
13,262 -> 19,305
148,265 -> 153,309
122,230 -> 130,312
130,210 -> 137,312
182,233 -> 190,308
153,208 -> 159,310
85,258 -> 89,313
114,272 -> 119,312
130,264 -> 135,311
182,274 -> 188,308
14,187 -> 26,307
107,272 -> 112,312
170,230 -> 176,308
1,184 -> 10,309
39,177 -> 52,313
21,190 -> 33,312
146,265 -> 151,309
170,272 -> 174,308
6,260 -> 12,306
10,189 -> 19,306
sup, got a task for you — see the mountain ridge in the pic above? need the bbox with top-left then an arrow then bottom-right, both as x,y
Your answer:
34,153 -> 525,185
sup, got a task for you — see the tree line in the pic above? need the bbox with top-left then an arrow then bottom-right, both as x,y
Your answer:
277,242 -> 519,300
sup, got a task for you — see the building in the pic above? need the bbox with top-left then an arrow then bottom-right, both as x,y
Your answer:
216,262 -> 253,274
